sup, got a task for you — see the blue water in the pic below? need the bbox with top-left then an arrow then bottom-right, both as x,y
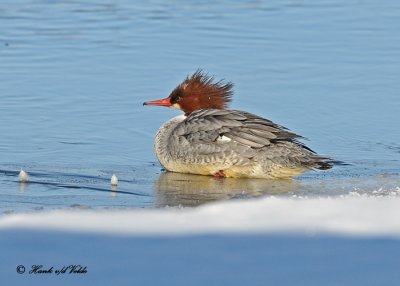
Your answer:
1,0 -> 400,211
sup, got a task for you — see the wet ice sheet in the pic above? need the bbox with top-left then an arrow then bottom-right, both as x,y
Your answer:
0,164 -> 158,213
0,159 -> 399,212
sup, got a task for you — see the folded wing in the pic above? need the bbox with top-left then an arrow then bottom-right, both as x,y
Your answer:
174,109 -> 305,150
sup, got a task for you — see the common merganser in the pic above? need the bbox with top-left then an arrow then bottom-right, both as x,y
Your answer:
144,70 -> 332,179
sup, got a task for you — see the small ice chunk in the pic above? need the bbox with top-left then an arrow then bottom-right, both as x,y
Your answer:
18,169 -> 29,183
111,174 -> 118,186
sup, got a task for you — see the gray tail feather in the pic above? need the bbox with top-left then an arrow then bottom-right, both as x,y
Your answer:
315,159 -> 348,170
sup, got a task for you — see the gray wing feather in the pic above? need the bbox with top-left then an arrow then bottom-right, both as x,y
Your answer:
169,109 -> 332,171
173,109 -> 303,152
225,130 -> 271,147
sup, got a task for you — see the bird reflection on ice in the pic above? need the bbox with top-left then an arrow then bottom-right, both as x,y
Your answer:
19,182 -> 27,193
154,172 -> 298,207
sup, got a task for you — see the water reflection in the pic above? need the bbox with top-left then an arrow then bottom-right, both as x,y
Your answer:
19,182 -> 27,193
111,185 -> 118,197
154,172 -> 299,207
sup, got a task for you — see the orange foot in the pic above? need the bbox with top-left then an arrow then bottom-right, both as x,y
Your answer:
213,170 -> 226,178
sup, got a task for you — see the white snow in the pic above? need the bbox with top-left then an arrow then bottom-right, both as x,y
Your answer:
2,196 -> 400,286
1,195 -> 400,237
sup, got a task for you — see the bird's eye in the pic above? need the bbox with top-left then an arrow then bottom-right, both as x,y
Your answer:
170,92 -> 182,104
170,95 -> 179,104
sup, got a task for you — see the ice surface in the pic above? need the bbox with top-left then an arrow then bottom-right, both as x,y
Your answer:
2,195 -> 400,237
2,196 -> 400,286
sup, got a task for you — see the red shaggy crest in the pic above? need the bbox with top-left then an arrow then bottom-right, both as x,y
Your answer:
169,70 -> 233,115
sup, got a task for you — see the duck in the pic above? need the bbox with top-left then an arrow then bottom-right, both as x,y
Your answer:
144,70 -> 332,179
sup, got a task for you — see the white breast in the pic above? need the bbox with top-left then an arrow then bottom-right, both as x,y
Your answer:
154,114 -> 186,169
